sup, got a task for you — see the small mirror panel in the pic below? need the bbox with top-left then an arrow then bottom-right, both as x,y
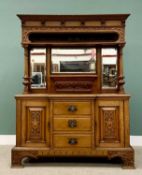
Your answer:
102,48 -> 117,88
51,48 -> 96,73
30,48 -> 46,88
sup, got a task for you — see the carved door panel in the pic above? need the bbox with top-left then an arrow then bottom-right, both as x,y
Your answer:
21,100 -> 49,147
96,100 -> 124,148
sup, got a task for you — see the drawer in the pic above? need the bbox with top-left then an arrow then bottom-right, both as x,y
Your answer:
53,134 -> 92,148
53,117 -> 91,131
53,101 -> 91,115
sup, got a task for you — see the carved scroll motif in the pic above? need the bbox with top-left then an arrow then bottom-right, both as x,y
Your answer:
54,81 -> 93,92
108,150 -> 135,168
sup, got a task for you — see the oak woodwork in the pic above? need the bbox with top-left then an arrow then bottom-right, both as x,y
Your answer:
53,134 -> 92,148
53,101 -> 91,115
96,100 -> 124,147
12,14 -> 134,168
108,148 -> 135,168
23,46 -> 30,93
21,100 -> 50,147
53,117 -> 91,131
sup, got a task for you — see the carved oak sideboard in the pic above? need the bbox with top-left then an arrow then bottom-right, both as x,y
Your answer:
11,14 -> 135,168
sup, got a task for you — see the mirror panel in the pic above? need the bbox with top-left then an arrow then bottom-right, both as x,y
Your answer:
51,48 -> 96,73
102,48 -> 117,88
30,48 -> 46,88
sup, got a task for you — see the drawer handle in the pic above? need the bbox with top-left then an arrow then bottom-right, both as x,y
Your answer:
68,105 -> 77,112
68,120 -> 77,128
68,138 -> 78,145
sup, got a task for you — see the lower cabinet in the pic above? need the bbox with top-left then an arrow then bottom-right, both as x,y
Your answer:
12,95 -> 134,168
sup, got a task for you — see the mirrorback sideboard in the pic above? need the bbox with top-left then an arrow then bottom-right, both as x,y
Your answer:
11,14 -> 135,168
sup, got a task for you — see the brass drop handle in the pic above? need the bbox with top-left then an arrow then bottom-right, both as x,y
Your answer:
68,119 -> 77,128
68,138 -> 78,145
68,105 -> 77,112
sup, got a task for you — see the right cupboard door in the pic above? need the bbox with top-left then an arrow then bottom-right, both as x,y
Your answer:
96,100 -> 124,148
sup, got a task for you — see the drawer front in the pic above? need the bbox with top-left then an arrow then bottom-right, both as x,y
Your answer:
53,101 -> 91,115
53,134 -> 92,148
53,117 -> 91,131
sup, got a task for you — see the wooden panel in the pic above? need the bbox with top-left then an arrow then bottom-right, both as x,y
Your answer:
45,21 -> 61,26
85,21 -> 101,26
21,100 -> 49,147
106,20 -> 121,26
65,21 -> 81,26
16,99 -> 22,146
53,101 -> 91,115
53,134 -> 92,148
53,117 -> 91,131
96,100 -> 124,148
123,99 -> 130,147
25,21 -> 41,26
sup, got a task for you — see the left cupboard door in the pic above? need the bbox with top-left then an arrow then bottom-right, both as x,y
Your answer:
20,100 -> 50,147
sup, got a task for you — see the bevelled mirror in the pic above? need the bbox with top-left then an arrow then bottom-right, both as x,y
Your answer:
51,48 -> 96,73
30,48 -> 47,88
102,48 -> 118,88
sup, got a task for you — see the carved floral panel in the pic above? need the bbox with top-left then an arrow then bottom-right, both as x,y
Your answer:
26,107 -> 46,143
100,107 -> 119,143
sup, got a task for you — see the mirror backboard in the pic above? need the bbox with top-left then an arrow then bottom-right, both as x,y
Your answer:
51,48 -> 96,73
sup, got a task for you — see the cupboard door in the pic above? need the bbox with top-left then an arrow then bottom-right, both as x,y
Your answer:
21,100 -> 49,147
96,100 -> 124,148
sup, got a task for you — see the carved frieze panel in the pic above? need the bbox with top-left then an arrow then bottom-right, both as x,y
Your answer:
54,81 -> 93,92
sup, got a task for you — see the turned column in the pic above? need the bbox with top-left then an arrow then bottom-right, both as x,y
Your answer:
118,46 -> 125,93
23,45 -> 30,93
96,47 -> 102,93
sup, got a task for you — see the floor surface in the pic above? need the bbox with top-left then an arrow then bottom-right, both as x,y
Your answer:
0,146 -> 142,175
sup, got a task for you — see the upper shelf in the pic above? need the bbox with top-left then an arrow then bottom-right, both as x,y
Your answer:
17,14 -> 130,21
17,14 -> 130,46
